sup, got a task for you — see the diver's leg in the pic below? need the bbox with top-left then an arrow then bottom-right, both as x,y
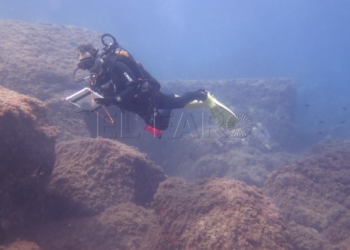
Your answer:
140,109 -> 172,131
157,109 -> 172,130
154,90 -> 207,109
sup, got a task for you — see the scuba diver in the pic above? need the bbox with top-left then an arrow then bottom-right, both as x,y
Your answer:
73,34 -> 241,137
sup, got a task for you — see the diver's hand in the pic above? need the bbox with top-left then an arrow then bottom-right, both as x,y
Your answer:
94,96 -> 122,106
94,97 -> 115,106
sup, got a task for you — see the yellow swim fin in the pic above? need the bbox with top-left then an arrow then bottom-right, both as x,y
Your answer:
184,92 -> 238,131
184,100 -> 206,109
204,93 -> 239,131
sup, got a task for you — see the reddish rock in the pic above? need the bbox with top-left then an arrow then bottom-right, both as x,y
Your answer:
46,137 -> 166,217
153,178 -> 292,250
26,202 -> 160,250
265,140 -> 350,250
0,86 -> 57,243
1,240 -> 40,250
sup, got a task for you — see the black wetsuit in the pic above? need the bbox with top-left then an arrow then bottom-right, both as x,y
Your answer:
91,48 -> 204,130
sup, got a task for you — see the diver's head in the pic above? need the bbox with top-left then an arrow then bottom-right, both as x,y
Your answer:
77,44 -> 104,84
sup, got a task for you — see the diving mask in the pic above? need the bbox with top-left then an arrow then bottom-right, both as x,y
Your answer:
77,56 -> 104,85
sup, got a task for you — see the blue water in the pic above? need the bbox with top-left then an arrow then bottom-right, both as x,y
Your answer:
1,0 -> 350,141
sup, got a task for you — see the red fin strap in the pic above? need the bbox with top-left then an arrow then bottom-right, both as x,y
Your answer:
145,125 -> 162,137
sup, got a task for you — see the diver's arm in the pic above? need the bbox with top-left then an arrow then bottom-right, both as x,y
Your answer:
94,83 -> 139,106
116,84 -> 138,101
95,62 -> 140,105
113,61 -> 140,102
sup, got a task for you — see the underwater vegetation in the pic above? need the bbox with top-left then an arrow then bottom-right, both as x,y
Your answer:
0,20 -> 350,250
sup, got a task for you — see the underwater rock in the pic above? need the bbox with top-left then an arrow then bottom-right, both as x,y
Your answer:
127,78 -> 298,186
0,20 -> 298,149
148,134 -> 297,188
0,20 -> 100,100
46,137 -> 166,218
153,177 -> 293,250
0,20 -> 102,143
265,140 -> 350,249
44,97 -> 91,142
1,240 -> 41,250
0,86 -> 57,244
25,202 -> 160,250
190,147 -> 297,187
161,78 -> 296,149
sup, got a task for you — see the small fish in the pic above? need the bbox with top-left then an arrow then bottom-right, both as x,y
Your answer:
319,120 -> 325,124
305,103 -> 310,107
340,120 -> 346,124
342,107 -> 347,110
31,167 -> 44,178
318,131 -> 323,135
